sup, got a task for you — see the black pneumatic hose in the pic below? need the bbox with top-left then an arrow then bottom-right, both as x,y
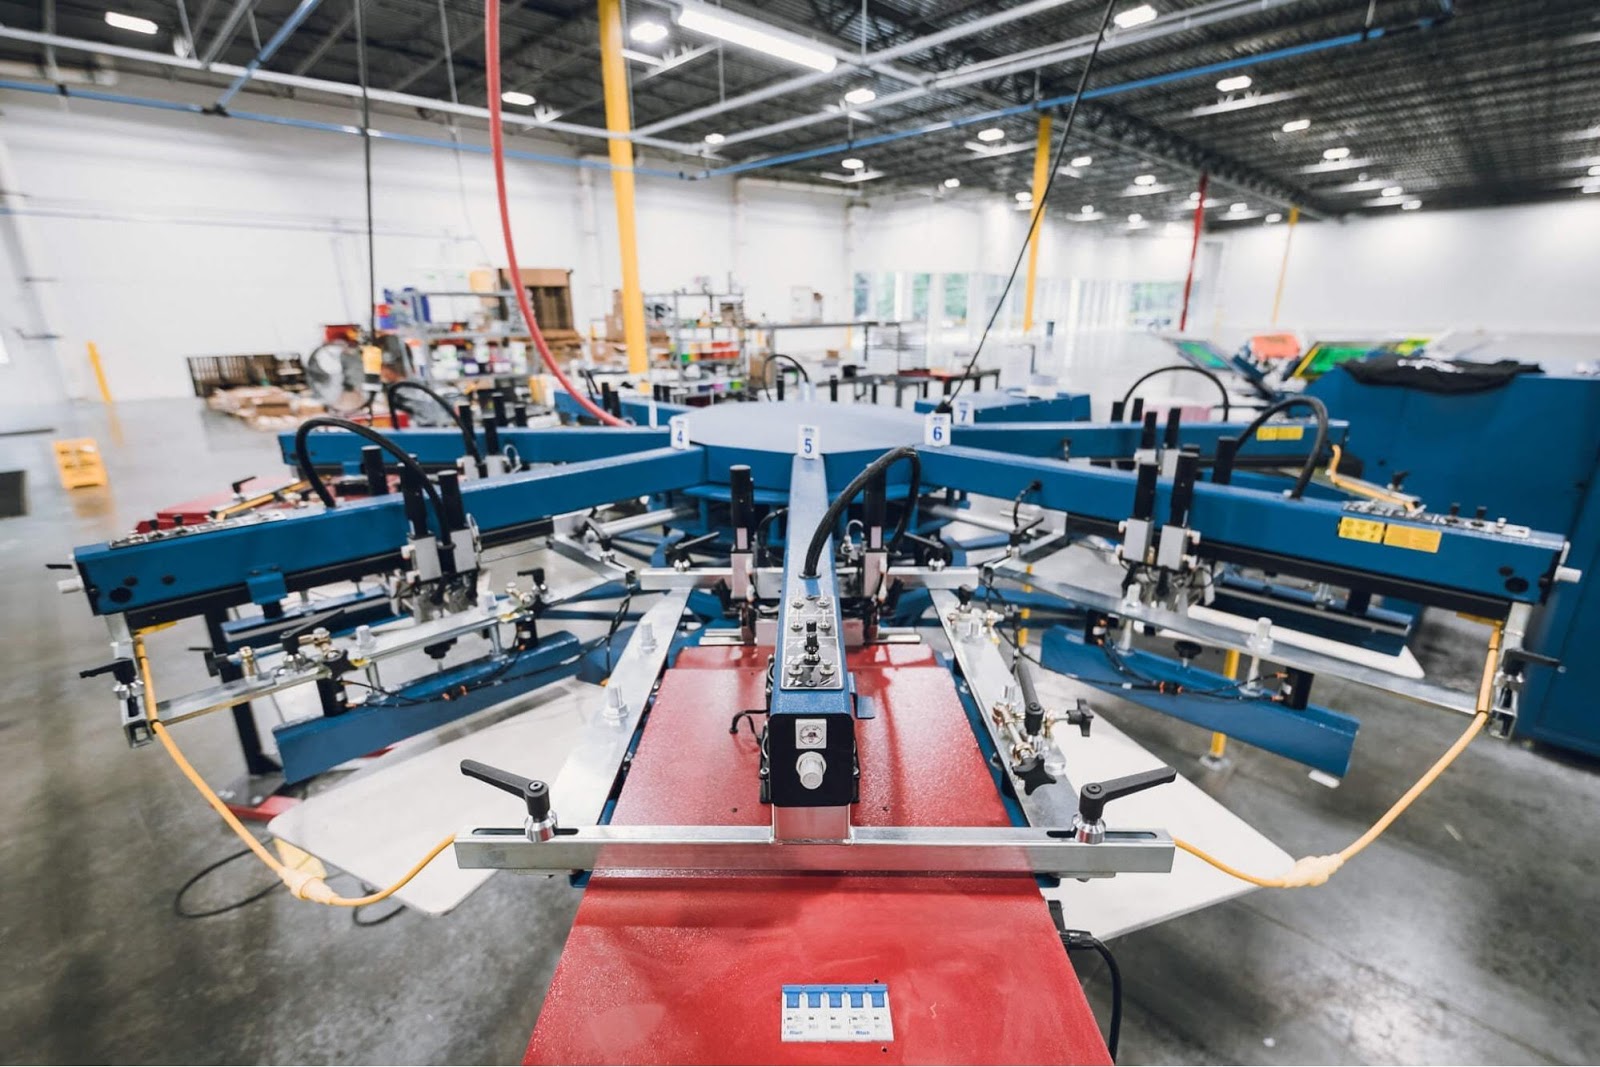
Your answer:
1232,394 -> 1330,500
294,416 -> 447,536
801,446 -> 921,578
1119,364 -> 1232,421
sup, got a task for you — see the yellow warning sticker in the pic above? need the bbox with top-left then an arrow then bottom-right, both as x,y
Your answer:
1255,425 -> 1306,442
1338,516 -> 1387,543
1382,524 -> 1442,553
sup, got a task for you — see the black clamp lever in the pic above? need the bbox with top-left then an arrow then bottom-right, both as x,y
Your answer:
461,759 -> 557,840
1072,765 -> 1176,843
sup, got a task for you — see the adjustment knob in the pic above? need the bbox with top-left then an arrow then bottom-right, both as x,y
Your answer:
796,752 -> 827,790
1012,754 -> 1057,795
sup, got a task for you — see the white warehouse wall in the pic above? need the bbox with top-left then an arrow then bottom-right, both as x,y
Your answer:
0,77 -> 849,402
1207,199 -> 1600,345
847,192 -> 1600,359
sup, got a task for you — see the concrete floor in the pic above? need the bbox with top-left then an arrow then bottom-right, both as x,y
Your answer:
2,390 -> 1598,1065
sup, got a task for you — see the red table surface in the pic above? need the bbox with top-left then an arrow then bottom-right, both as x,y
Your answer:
525,643 -> 1110,1065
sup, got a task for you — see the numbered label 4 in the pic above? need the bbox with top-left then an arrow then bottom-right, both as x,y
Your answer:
669,415 -> 691,450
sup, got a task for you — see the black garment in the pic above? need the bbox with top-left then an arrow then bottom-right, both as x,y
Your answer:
1341,354 -> 1542,395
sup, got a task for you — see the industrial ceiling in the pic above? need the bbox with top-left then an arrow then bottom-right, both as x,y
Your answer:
2,0 -> 1597,228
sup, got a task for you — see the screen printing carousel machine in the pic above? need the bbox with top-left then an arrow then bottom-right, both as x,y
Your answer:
69,396 -> 1579,1063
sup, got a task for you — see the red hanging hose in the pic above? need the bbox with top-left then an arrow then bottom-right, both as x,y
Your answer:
484,0 -> 624,426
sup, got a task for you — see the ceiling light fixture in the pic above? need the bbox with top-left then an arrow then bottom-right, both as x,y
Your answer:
1402,199 -> 1422,210
1114,4 -> 1158,29
1282,118 -> 1311,133
1266,213 -> 1283,223
1128,212 -> 1143,223
1216,74 -> 1252,92
501,90 -> 535,106
977,127 -> 1006,142
704,132 -> 725,145
944,177 -> 961,188
1588,164 -> 1600,176
1229,202 -> 1247,213
1381,185 -> 1403,197
1188,191 -> 1200,202
1583,184 -> 1600,194
1323,146 -> 1352,161
1081,204 -> 1094,213
842,157 -> 864,170
629,20 -> 668,43
843,87 -> 876,105
105,10 -> 158,33
1071,155 -> 1093,167
1015,191 -> 1032,202
1134,173 -> 1156,186
675,0 -> 838,72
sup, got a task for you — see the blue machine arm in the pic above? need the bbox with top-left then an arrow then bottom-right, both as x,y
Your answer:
949,418 -> 1347,461
283,425 -> 672,471
918,446 -> 1566,615
74,446 -> 708,624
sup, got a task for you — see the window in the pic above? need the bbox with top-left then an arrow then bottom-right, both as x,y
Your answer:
1128,281 -> 1181,329
852,272 -> 871,319
941,273 -> 969,327
909,273 -> 931,322
874,272 -> 897,320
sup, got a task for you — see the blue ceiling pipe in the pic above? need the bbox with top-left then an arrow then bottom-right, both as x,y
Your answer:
0,80 -> 693,179
216,0 -> 325,110
703,18 -> 1447,180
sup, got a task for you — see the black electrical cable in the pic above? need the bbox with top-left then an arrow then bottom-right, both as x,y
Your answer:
728,708 -> 766,739
1062,930 -> 1123,1061
1118,365 -> 1232,421
384,380 -> 482,463
602,590 -> 635,676
293,416 -> 447,535
173,846 -> 283,919
801,447 -> 921,578
940,0 -> 1120,413
352,0 -> 376,343
764,353 -> 810,399
1230,395 -> 1330,500
755,507 -> 788,566
352,899 -> 408,926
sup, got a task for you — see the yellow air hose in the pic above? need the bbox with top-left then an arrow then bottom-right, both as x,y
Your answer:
135,634 -> 453,906
1174,624 -> 1501,888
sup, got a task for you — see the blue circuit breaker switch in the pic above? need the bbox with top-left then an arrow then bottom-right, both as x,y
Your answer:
779,984 -> 893,1043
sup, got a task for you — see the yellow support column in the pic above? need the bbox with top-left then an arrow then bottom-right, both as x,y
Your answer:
86,341 -> 113,405
597,0 -> 649,379
1270,205 -> 1301,325
1022,114 -> 1053,333
1206,649 -> 1241,766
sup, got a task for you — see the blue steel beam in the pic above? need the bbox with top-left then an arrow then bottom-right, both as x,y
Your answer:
913,391 -> 1091,422
215,0 -> 324,109
551,390 -> 692,423
274,631 -> 585,782
950,418 -> 1346,460
284,425 -> 671,471
75,447 -> 707,619
918,446 -> 1566,609
1039,628 -> 1360,777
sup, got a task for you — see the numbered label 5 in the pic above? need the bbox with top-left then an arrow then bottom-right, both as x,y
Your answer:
924,412 -> 952,447
669,415 -> 691,450
798,424 -> 821,458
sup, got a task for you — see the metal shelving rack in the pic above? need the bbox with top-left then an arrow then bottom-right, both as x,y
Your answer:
385,288 -> 537,384
645,288 -> 748,370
